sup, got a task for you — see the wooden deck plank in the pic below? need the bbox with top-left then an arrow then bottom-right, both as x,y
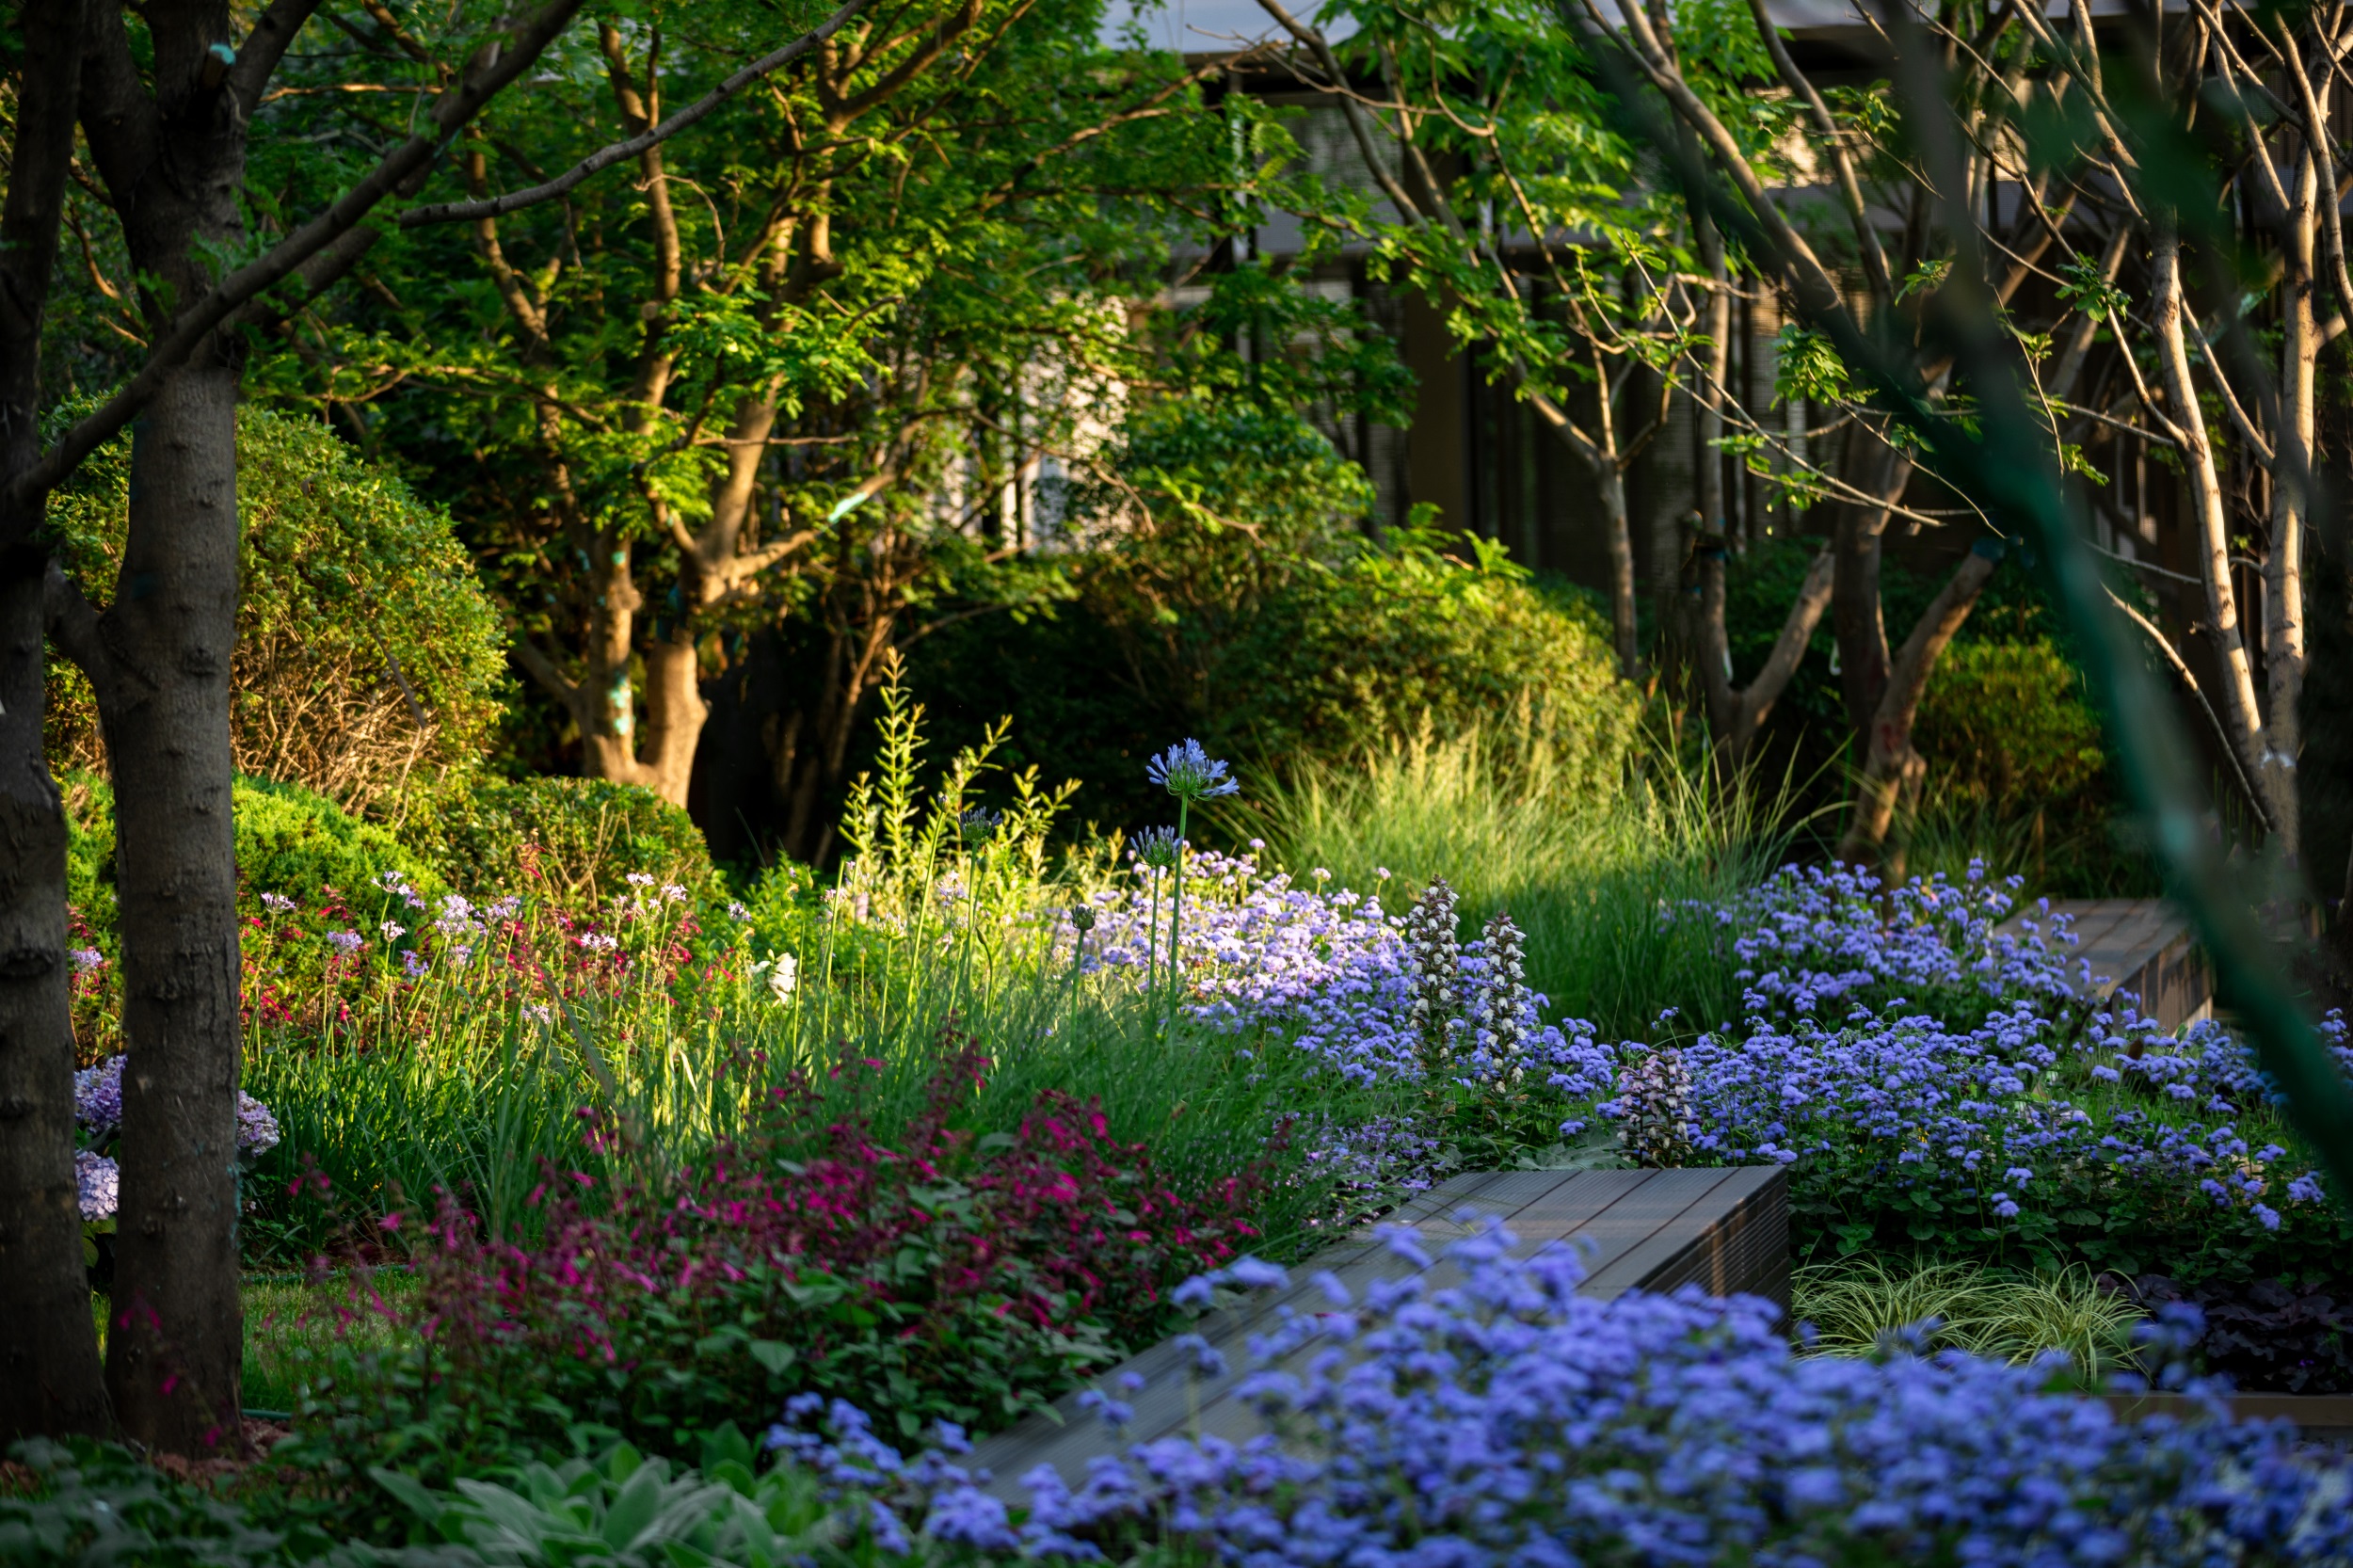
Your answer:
968,1166 -> 1790,1496
1995,897 -> 2211,1029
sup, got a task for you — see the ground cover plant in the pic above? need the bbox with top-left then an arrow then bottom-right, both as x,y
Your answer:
31,683 -> 2353,1561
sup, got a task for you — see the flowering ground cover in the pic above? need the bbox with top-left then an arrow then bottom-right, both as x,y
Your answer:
35,716 -> 2353,1563
24,1226 -> 2349,1565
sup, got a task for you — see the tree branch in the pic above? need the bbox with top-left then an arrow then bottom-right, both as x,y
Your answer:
403,0 -> 868,227
9,0 -> 591,521
227,0 -> 329,115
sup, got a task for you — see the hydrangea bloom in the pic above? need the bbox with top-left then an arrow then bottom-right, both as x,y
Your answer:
74,1054 -> 279,1158
73,1148 -> 118,1222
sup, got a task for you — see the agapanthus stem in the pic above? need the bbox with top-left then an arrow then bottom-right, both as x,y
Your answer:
1170,799 -> 1191,1015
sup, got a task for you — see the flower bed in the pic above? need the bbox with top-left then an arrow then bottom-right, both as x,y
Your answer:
361,1033 -> 1272,1457
275,1226 -> 2353,1566
1069,854 -> 2353,1389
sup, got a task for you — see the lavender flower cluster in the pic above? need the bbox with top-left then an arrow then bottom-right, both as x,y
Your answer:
1711,859 -> 2092,1018
1065,851 -> 1609,1100
765,1224 -> 2353,1565
70,1055 -> 280,1224
1607,1001 -> 2332,1232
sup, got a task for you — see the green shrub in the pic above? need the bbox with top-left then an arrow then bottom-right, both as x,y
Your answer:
1913,640 -> 2108,815
43,406 -> 509,810
908,524 -> 1638,833
1225,528 -> 1637,783
62,772 -> 440,938
384,772 -> 714,904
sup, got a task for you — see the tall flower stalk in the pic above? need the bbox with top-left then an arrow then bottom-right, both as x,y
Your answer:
1145,741 -> 1240,1010
1135,827 -> 1181,995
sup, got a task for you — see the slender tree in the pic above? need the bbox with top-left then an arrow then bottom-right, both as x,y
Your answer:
17,0 -> 620,1449
0,0 -> 109,1445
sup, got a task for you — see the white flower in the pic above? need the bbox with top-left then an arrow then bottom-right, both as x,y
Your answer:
380,920 -> 407,942
751,952 -> 798,1002
626,872 -> 656,888
662,883 -> 688,904
728,901 -> 751,922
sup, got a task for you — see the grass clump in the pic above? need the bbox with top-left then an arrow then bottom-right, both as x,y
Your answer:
1793,1256 -> 2146,1374
1252,713 -> 1789,1038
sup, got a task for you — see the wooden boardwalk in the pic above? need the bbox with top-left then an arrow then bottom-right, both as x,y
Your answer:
1998,897 -> 2211,1029
968,1166 -> 1789,1496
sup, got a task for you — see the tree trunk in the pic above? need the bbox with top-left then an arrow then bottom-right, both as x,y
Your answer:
1832,449 -> 1909,738
1836,538 -> 2003,872
0,0 -> 107,1446
1703,544 -> 1834,768
1598,465 -> 1639,680
101,360 -> 248,1454
2264,150 -> 2320,867
0,561 -> 110,1443
2152,224 -> 2277,833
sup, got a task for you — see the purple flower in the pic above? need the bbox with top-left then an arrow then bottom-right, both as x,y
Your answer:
1224,1256 -> 1288,1290
74,1057 -> 124,1131
1146,739 -> 1241,801
757,1226 -> 2353,1563
74,1149 -> 118,1222
236,1092 -> 281,1157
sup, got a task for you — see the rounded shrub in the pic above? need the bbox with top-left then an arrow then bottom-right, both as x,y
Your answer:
386,771 -> 715,904
1913,638 -> 2107,812
62,771 -> 440,940
44,405 -> 509,809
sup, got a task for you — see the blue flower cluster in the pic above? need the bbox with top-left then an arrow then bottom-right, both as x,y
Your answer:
1710,859 -> 2089,1019
1070,849 -> 2344,1272
761,1224 -> 2353,1564
72,1055 -> 280,1224
1066,849 -> 1610,1101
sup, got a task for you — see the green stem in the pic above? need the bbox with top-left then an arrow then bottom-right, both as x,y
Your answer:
1170,799 -> 1191,1016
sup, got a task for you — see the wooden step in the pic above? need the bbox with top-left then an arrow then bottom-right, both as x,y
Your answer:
966,1166 -> 1789,1496
1997,897 -> 2212,1029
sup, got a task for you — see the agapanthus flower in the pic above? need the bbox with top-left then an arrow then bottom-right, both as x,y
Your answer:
68,948 -> 104,973
260,891 -> 296,914
1146,739 -> 1240,801
326,929 -> 364,956
1135,826 -> 1181,871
